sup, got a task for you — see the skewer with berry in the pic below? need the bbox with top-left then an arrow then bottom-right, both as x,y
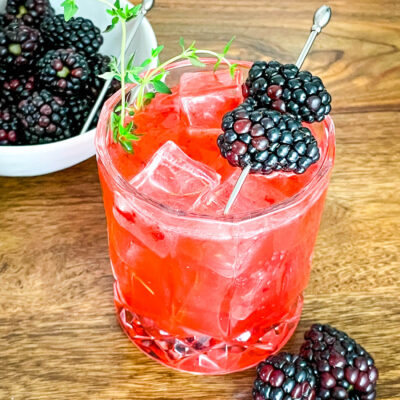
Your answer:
218,5 -> 332,214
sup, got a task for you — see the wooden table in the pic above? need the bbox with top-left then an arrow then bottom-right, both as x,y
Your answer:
1,0 -> 399,398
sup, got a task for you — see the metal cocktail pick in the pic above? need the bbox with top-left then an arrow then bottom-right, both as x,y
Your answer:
79,0 -> 155,136
223,5 -> 331,215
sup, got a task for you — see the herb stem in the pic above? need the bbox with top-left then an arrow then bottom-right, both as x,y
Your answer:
195,50 -> 233,68
135,53 -> 183,109
134,49 -> 235,110
120,18 -> 127,128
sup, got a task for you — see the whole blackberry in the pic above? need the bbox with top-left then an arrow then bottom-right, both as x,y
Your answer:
36,48 -> 90,95
0,105 -> 22,145
253,353 -> 317,400
18,89 -> 75,144
217,105 -> 320,174
300,324 -> 378,400
1,75 -> 36,104
0,20 -> 44,70
40,14 -> 103,57
243,60 -> 332,123
87,53 -> 120,99
5,0 -> 54,28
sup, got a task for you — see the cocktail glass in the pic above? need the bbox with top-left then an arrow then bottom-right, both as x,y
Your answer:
95,59 -> 335,374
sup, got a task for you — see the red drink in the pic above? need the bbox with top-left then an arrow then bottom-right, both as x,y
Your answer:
95,60 -> 335,374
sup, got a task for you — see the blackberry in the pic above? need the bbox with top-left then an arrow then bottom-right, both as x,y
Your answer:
0,105 -> 22,145
18,89 -> 75,144
300,324 -> 378,400
36,48 -> 90,95
0,65 -> 8,87
40,14 -> 103,57
243,60 -> 332,123
1,75 -> 36,104
0,14 -> 7,28
217,105 -> 320,174
5,0 -> 54,28
0,20 -> 44,70
253,353 -> 317,400
87,53 -> 120,99
68,95 -> 100,131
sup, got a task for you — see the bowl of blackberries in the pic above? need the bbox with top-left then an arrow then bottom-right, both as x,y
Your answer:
0,0 -> 157,176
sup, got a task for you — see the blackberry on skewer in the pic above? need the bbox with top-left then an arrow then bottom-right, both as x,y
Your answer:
220,5 -> 332,215
243,61 -> 331,123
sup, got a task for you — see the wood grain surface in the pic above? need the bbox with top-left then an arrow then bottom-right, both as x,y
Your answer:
1,0 -> 400,398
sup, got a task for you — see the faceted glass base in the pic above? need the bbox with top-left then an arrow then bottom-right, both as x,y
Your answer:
114,284 -> 303,375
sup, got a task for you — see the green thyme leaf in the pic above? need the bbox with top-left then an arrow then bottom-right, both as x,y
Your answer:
109,56 -> 118,69
151,45 -> 164,58
98,71 -> 116,80
189,56 -> 206,68
119,121 -> 133,136
125,121 -> 134,134
229,63 -> 238,79
124,132 -> 140,141
61,0 -> 78,21
144,92 -> 156,99
125,74 -> 135,84
125,4 -> 141,21
188,41 -> 197,51
213,56 -> 222,71
136,65 -> 146,73
104,15 -> 120,33
152,80 -> 171,94
151,73 -> 164,82
120,139 -> 133,153
126,71 -> 143,83
128,73 -> 141,83
128,67 -> 144,76
223,36 -> 236,56
140,58 -> 152,68
126,53 -> 136,70
179,37 -> 185,52
131,4 -> 142,15
110,112 -> 120,142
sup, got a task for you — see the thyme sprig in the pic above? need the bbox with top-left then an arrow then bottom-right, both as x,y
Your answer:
62,0 -> 237,153
130,37 -> 237,111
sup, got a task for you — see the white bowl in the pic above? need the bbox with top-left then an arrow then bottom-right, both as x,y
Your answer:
0,0 -> 157,177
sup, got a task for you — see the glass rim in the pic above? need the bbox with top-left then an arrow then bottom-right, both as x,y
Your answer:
95,58 -> 335,223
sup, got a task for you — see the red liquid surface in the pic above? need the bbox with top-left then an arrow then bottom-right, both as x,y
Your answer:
97,66 -> 335,374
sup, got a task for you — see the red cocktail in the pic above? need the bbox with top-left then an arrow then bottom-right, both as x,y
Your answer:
95,60 -> 335,374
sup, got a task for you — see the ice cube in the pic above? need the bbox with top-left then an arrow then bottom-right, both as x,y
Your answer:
179,69 -> 243,129
130,141 -> 221,211
113,191 -> 178,259
191,171 -> 288,216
